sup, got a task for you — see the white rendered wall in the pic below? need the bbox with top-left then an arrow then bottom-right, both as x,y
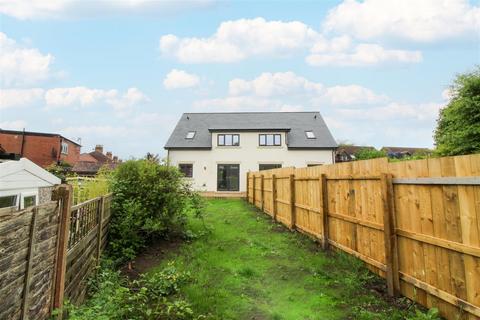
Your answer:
167,131 -> 334,192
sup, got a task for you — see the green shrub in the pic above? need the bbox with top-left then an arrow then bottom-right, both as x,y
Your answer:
354,148 -> 387,160
67,167 -> 112,204
63,262 -> 203,320
108,159 -> 204,262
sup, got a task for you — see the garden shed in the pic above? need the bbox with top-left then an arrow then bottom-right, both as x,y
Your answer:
0,157 -> 61,209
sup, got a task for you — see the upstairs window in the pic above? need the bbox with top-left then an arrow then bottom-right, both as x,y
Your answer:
259,134 -> 281,146
179,163 -> 193,178
186,131 -> 196,139
305,131 -> 316,139
61,142 -> 69,154
218,134 -> 240,146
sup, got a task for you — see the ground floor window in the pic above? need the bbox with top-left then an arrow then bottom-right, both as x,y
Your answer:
0,195 -> 17,208
217,164 -> 240,191
179,163 -> 193,178
259,164 -> 282,171
23,195 -> 36,208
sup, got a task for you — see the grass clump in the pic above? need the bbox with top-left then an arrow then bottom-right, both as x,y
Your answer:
63,261 -> 204,320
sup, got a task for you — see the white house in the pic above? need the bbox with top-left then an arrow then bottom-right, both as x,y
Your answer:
164,112 -> 337,194
0,158 -> 61,209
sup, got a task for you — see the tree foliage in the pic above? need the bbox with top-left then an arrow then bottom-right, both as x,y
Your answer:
108,159 -> 203,262
354,148 -> 386,160
434,67 -> 480,156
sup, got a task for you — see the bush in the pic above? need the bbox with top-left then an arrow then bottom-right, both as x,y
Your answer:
63,262 -> 204,320
354,148 -> 387,160
108,159 -> 203,262
67,167 -> 112,204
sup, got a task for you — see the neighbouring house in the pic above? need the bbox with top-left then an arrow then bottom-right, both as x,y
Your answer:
72,145 -> 119,176
164,112 -> 337,194
0,129 -> 81,168
381,146 -> 432,159
0,158 -> 61,209
335,145 -> 376,162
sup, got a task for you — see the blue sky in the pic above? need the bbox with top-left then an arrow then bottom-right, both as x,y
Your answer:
1,0 -> 479,159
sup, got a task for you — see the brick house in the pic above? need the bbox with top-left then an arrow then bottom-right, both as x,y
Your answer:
72,145 -> 119,176
0,129 -> 81,168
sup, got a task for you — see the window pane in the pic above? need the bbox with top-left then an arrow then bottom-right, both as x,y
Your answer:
274,134 -> 281,146
266,134 -> 274,145
218,135 -> 225,145
305,131 -> 315,139
259,135 -> 266,145
23,196 -> 36,208
225,134 -> 233,145
179,164 -> 193,178
186,131 -> 195,139
232,135 -> 239,146
0,195 -> 17,208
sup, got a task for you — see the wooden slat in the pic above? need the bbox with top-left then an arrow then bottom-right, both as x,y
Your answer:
21,207 -> 37,320
393,177 -> 480,185
328,212 -> 384,231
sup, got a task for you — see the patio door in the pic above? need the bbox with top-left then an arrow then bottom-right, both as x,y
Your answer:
217,164 -> 240,191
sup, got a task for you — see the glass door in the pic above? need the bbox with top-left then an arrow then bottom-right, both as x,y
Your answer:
217,164 -> 240,191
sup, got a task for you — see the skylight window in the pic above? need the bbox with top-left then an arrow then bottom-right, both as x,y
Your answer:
305,131 -> 316,139
186,131 -> 196,139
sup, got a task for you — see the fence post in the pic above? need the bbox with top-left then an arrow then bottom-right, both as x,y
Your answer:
320,174 -> 329,250
246,172 -> 250,203
260,175 -> 265,212
252,175 -> 256,207
381,173 -> 400,297
96,196 -> 105,263
21,207 -> 38,320
52,184 -> 73,317
272,174 -> 277,221
289,174 -> 296,229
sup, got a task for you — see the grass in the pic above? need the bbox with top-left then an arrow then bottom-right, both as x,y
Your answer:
147,199 -> 425,320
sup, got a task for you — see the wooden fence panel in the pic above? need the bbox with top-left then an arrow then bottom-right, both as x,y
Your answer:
0,188 -> 113,319
246,155 -> 480,320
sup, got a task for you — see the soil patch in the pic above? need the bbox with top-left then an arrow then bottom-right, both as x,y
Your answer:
121,238 -> 183,280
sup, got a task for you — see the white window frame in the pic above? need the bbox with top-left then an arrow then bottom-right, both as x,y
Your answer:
186,131 -> 196,139
0,193 -> 20,209
305,131 -> 316,139
20,191 -> 38,209
61,141 -> 69,154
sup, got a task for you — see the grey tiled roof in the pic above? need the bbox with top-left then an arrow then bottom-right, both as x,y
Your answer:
164,112 -> 337,149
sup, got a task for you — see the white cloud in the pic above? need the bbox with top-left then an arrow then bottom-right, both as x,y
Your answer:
163,69 -> 200,89
229,72 -> 323,96
0,0 -> 215,20
306,43 -> 422,66
336,102 -> 443,121
323,85 -> 388,105
226,71 -> 386,105
323,0 -> 480,42
159,17 -> 319,63
44,86 -> 148,111
0,32 -> 54,87
0,120 -> 27,130
0,88 -> 44,109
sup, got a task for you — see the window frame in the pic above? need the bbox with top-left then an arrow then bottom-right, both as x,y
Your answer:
305,131 -> 316,139
258,134 -> 282,146
61,141 -> 69,154
186,131 -> 196,139
0,194 -> 18,209
217,134 -> 240,146
178,163 -> 193,178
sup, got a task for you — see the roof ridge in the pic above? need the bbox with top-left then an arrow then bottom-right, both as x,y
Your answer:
183,111 -> 319,115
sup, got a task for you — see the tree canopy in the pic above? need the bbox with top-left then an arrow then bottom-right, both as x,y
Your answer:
434,67 -> 480,156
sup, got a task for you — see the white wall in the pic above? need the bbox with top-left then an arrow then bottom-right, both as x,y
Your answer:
168,131 -> 334,192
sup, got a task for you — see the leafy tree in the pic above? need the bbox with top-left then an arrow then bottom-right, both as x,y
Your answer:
434,67 -> 480,156
46,161 -> 73,182
354,148 -> 386,160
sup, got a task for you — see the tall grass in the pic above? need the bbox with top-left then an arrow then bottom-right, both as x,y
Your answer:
67,169 -> 111,204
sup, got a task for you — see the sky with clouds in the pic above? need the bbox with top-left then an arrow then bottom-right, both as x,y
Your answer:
0,0 -> 479,159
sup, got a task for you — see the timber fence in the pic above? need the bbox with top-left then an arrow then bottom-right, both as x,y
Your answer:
0,185 -> 112,319
247,154 -> 480,320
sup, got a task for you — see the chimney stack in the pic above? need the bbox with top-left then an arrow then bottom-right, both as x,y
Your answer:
106,151 -> 112,160
113,156 -> 118,163
95,145 -> 104,154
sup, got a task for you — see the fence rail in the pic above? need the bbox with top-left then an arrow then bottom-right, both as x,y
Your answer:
247,154 -> 480,320
0,185 -> 113,319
